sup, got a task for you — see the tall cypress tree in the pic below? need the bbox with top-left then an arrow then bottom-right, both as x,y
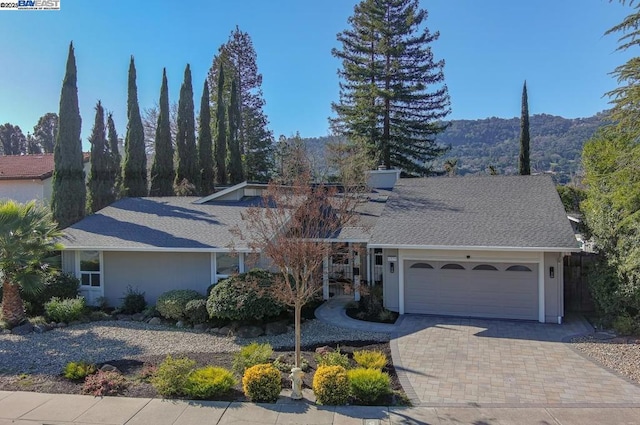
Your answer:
519,81 -> 531,175
150,68 -> 175,196
228,78 -> 244,184
174,64 -> 199,193
332,0 -> 450,175
51,42 -> 85,228
214,64 -> 227,185
122,56 -> 147,197
106,112 -> 121,203
198,80 -> 214,195
87,101 -> 112,213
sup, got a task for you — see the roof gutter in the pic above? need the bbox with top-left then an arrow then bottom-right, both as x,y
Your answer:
366,243 -> 581,253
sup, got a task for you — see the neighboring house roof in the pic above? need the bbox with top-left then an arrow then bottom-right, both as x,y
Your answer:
61,196 -> 261,251
369,175 -> 580,251
0,153 -> 90,181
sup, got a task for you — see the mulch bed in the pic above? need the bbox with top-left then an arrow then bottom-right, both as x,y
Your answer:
0,342 -> 406,405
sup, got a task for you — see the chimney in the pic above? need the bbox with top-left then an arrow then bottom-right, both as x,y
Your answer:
366,167 -> 400,189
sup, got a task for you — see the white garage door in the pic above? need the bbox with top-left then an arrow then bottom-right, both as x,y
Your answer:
404,260 -> 538,320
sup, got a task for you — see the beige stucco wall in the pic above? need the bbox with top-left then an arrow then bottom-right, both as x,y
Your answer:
0,180 -> 45,204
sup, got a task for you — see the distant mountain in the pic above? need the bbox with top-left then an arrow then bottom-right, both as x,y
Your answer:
296,113 -> 608,184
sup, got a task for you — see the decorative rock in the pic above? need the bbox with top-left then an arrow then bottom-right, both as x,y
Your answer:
131,313 -> 146,322
315,345 -> 334,355
175,320 -> 186,328
148,317 -> 162,325
217,326 -> 232,336
69,320 -> 82,327
1,329 -> 10,335
57,322 -> 67,328
193,323 -> 208,331
117,314 -> 132,321
236,325 -> 264,338
11,322 -> 34,335
265,321 -> 289,336
33,324 -> 50,333
100,364 -> 120,373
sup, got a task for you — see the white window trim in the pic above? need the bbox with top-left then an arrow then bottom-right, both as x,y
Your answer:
212,252 -> 244,284
75,250 -> 104,298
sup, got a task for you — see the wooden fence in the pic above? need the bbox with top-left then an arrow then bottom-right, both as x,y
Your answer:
563,252 -> 599,313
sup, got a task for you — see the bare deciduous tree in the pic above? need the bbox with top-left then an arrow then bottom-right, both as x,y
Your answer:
235,171 -> 364,367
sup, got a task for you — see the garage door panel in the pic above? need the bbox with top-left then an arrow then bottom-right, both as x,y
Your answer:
404,260 -> 538,320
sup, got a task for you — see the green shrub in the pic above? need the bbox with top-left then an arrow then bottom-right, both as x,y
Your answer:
206,270 -> 284,321
242,363 -> 281,403
347,368 -> 391,405
313,365 -> 350,405
185,366 -> 236,399
82,370 -> 128,396
314,349 -> 350,369
233,342 -> 273,375
184,299 -> 209,324
63,361 -> 96,380
151,355 -> 197,397
272,354 -> 310,373
119,286 -> 147,314
613,314 -> 638,336
21,272 -> 80,315
44,296 -> 85,323
156,290 -> 204,321
353,350 -> 387,369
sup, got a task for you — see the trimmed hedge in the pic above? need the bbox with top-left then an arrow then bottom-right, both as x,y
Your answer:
156,290 -> 204,321
206,270 -> 285,321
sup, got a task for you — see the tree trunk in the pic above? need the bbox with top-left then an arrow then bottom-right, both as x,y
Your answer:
1,280 -> 25,328
294,302 -> 302,368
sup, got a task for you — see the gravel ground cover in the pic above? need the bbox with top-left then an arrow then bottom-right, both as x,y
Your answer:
0,319 -> 389,375
571,335 -> 640,384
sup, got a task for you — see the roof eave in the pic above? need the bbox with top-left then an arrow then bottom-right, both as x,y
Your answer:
366,243 -> 581,253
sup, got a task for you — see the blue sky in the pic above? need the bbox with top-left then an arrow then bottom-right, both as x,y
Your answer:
0,0 -> 632,149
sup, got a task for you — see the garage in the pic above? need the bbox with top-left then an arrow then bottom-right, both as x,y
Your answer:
404,260 -> 539,320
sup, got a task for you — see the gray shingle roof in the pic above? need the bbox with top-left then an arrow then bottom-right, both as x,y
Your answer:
61,197 -> 259,250
370,175 -> 579,250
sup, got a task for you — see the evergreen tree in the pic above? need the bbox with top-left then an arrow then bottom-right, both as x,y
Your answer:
331,0 -> 450,175
519,81 -> 531,175
32,113 -> 58,153
87,101 -> 112,212
122,56 -> 147,197
198,80 -> 214,195
0,124 -> 27,155
106,113 -> 120,203
228,78 -> 244,184
207,27 -> 274,182
150,68 -> 175,196
214,65 -> 227,185
51,42 -> 85,228
174,64 -> 199,193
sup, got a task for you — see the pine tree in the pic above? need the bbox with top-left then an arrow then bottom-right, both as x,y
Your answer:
122,56 -> 147,197
207,27 -> 274,182
214,65 -> 227,185
150,68 -> 175,196
174,64 -> 199,193
519,81 -> 531,175
33,113 -> 58,153
228,78 -> 244,184
87,101 -> 110,212
51,42 -> 86,228
106,113 -> 121,203
198,80 -> 214,195
331,0 -> 450,175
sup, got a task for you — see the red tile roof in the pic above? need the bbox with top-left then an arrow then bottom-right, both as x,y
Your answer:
0,153 -> 89,181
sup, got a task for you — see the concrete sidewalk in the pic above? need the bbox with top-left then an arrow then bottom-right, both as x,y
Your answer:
2,390 -> 640,425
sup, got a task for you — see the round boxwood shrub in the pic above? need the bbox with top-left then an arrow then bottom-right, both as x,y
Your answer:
206,270 -> 284,321
347,367 -> 391,405
242,363 -> 281,403
313,365 -> 350,405
185,366 -> 236,399
184,299 -> 209,325
156,290 -> 204,321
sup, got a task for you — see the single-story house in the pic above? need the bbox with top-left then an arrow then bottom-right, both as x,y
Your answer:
0,153 -> 91,204
60,171 -> 579,323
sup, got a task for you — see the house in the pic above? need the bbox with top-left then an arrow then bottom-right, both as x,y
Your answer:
0,154 -> 90,204
59,172 -> 579,323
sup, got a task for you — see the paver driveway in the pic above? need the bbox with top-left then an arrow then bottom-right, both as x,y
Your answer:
393,315 -> 640,406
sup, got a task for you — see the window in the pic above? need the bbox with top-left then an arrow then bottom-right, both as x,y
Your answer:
473,264 -> 498,271
80,251 -> 101,287
506,265 -> 532,272
410,263 -> 434,269
441,263 -> 465,270
216,252 -> 239,276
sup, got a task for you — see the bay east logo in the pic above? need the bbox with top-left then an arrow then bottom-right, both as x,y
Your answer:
0,0 -> 60,10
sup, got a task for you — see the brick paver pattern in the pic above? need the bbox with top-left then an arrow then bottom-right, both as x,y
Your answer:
395,316 -> 640,405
